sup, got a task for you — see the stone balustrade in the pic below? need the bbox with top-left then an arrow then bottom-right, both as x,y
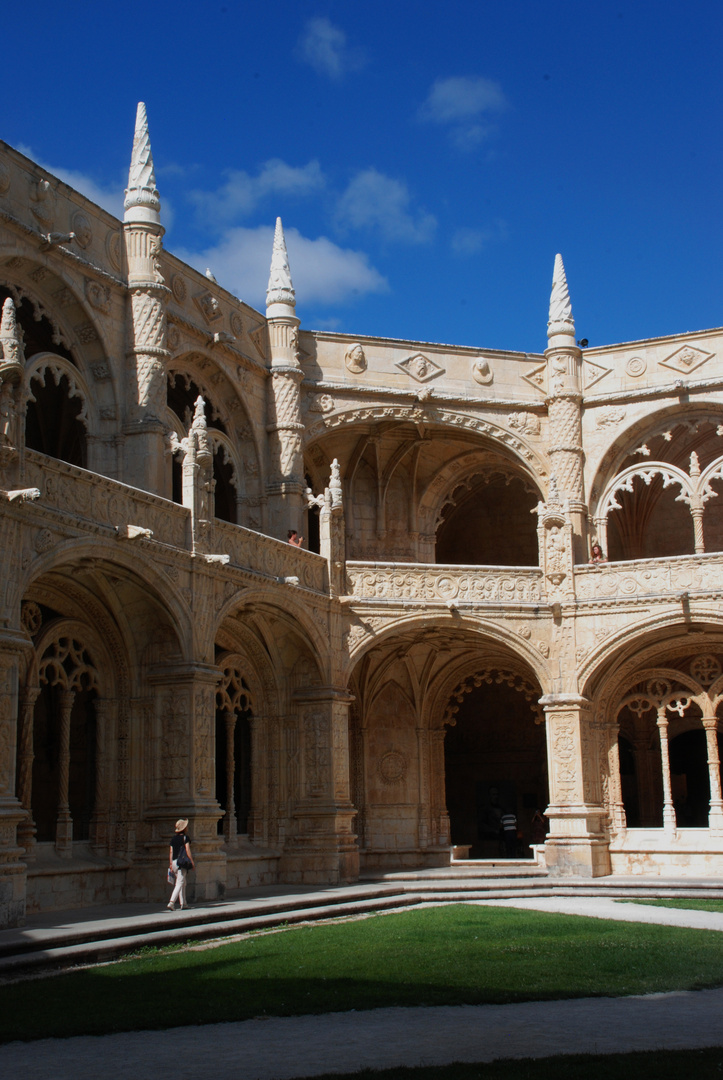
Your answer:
25,451 -> 189,549
211,519 -> 327,593
574,551 -> 723,602
345,562 -> 543,603
23,452 -> 328,593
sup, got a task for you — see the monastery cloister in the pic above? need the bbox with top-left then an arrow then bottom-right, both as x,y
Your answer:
0,105 -> 722,927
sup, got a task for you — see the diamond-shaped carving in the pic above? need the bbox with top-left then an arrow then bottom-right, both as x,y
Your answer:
583,358 -> 611,390
193,291 -> 223,324
660,345 -> 714,375
396,353 -> 444,382
522,362 -> 547,395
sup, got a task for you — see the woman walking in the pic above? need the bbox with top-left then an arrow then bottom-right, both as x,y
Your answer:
168,818 -> 194,910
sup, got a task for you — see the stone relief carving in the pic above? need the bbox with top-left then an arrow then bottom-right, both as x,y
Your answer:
347,566 -> 542,603
72,212 -> 92,249
85,281 -> 111,314
378,750 -> 407,785
472,357 -> 493,385
230,312 -> 244,338
595,406 -> 626,429
194,292 -> 223,324
660,345 -> 714,376
105,230 -> 122,271
583,358 -> 611,390
626,355 -> 646,377
309,393 -> 334,413
396,353 -> 444,382
171,274 -> 187,303
508,411 -> 540,436
345,343 -> 367,373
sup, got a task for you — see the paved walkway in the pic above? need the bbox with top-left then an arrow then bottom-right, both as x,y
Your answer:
4,898 -> 723,1079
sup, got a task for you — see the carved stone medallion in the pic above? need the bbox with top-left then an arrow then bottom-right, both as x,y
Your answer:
396,353 -> 444,382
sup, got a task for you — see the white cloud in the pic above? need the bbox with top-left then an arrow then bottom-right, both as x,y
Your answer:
177,224 -> 387,309
335,169 -> 436,244
296,17 -> 365,80
189,159 -> 325,229
419,76 -> 508,150
16,144 -> 124,217
451,228 -> 488,256
451,220 -> 508,256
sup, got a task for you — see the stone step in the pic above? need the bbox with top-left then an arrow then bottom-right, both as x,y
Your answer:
0,888 -> 416,979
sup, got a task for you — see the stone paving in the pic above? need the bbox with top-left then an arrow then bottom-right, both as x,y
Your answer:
3,898 -> 723,1079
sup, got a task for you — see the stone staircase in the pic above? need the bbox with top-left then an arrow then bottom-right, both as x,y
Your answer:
4,863 -> 723,980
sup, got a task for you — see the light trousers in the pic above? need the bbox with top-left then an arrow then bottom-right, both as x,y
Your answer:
170,863 -> 187,907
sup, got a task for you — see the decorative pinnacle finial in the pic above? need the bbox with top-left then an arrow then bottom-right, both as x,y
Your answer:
124,102 -> 161,225
547,253 -> 575,339
0,296 -> 24,370
266,217 -> 296,312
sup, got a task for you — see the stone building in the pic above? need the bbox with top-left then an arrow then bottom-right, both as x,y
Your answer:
1,103 -> 723,928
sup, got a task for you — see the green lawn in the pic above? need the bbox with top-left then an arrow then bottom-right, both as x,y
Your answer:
627,898 -> 723,913
4,904 -> 723,1042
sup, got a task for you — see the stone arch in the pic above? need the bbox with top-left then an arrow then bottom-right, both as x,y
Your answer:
214,590 -> 331,685
214,649 -> 255,842
347,619 -> 549,869
166,354 -> 262,524
19,539 -> 193,668
304,404 -> 548,480
0,265 -> 119,429
343,611 -> 551,690
582,623 -> 723,840
25,352 -> 92,467
588,405 -> 723,560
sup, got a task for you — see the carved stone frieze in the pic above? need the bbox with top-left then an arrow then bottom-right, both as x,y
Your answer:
346,565 -> 542,603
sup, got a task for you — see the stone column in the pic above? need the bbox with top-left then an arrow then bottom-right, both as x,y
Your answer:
691,506 -> 705,555
122,103 -> 170,496
606,724 -> 627,834
55,690 -> 74,856
429,728 -> 450,848
91,698 -> 114,854
140,663 -> 225,902
265,218 -> 305,539
16,686 -> 39,854
545,255 -> 587,562
281,687 -> 358,884
655,706 -> 677,833
416,725 -> 430,850
703,717 -> 723,831
0,636 -> 29,927
540,694 -> 611,877
318,460 -> 346,596
222,709 -> 237,843
0,296 -> 28,492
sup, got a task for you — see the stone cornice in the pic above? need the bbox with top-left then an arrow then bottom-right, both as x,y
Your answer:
302,379 -> 549,412
0,208 -> 125,288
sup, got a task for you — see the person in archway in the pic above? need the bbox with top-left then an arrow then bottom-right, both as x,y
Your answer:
500,808 -> 518,858
288,529 -> 304,547
589,542 -> 606,564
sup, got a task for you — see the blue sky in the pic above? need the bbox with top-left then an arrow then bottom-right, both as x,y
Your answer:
4,1 -> 721,352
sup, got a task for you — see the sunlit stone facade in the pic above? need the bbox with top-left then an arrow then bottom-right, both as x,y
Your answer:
2,106 -> 723,927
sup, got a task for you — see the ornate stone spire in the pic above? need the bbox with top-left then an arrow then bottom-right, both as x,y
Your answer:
0,297 -> 24,371
266,217 -> 296,314
547,253 -> 575,340
124,102 -> 161,225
